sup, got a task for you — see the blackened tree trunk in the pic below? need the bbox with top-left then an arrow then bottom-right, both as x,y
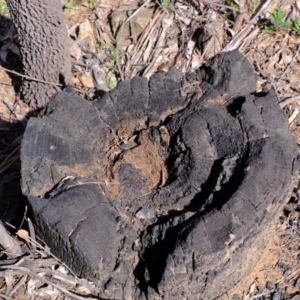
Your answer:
6,0 -> 72,108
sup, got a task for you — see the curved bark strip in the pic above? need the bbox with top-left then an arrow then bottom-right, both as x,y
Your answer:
7,0 -> 72,108
21,51 -> 298,299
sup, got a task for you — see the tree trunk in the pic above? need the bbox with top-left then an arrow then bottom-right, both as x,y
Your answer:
6,0 -> 72,108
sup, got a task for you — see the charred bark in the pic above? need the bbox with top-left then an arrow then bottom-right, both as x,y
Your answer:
6,0 -> 72,108
21,51 -> 299,299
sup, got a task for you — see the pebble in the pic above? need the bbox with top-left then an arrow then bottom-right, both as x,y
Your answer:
135,208 -> 156,219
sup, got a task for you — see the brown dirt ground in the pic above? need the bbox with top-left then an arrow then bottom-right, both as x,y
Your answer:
1,0 -> 300,299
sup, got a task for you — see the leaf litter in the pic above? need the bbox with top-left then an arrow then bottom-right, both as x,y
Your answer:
1,0 -> 300,299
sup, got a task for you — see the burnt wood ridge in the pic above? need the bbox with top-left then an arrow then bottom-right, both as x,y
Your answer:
21,51 -> 299,299
6,0 -> 72,108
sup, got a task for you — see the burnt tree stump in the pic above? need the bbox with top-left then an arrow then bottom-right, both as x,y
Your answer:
21,51 -> 298,299
6,0 -> 72,108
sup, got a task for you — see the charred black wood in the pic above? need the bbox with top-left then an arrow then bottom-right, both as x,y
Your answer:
21,51 -> 298,299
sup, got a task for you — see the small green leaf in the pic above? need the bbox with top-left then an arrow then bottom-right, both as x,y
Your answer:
0,0 -> 7,15
263,25 -> 273,34
160,0 -> 175,12
293,20 -> 300,35
64,2 -> 74,9
271,8 -> 286,21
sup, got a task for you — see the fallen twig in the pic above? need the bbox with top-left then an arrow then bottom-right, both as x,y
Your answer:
280,94 -> 300,108
7,275 -> 27,297
288,108 -> 299,124
277,45 -> 300,82
200,0 -> 240,12
0,294 -> 15,300
250,290 -> 274,300
222,0 -> 272,52
0,66 -> 63,87
124,0 -> 152,24
0,265 -> 97,300
289,108 -> 299,124
232,0 -> 247,32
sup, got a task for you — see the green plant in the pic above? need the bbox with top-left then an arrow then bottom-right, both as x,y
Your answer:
106,73 -> 117,90
271,8 -> 292,30
262,8 -> 300,35
263,25 -> 273,34
222,0 -> 238,21
64,1 -> 74,9
100,39 -> 111,51
88,0 -> 97,4
293,19 -> 300,35
226,0 -> 237,7
104,37 -> 126,89
160,0 -> 175,12
111,37 -> 122,72
0,0 -> 7,14
269,8 -> 292,30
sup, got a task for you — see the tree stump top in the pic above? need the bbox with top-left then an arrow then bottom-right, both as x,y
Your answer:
21,50 -> 299,299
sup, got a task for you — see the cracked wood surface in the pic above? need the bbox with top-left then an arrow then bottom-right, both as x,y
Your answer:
6,0 -> 72,108
21,51 -> 299,299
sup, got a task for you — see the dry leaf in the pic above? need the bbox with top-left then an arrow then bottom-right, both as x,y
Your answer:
79,20 -> 94,40
70,41 -> 82,60
36,285 -> 58,298
17,229 -> 30,247
288,35 -> 300,46
77,285 -> 93,294
68,23 -> 80,39
95,19 -> 114,48
110,5 -> 154,42
281,47 -> 293,66
202,22 -> 225,60
249,282 -> 257,294
4,275 -> 14,294
56,265 -> 68,274
27,278 -> 37,295
79,19 -> 96,51
191,50 -> 201,69
80,73 -> 94,88
72,77 -> 81,86
185,40 -> 195,60
266,51 -> 280,72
